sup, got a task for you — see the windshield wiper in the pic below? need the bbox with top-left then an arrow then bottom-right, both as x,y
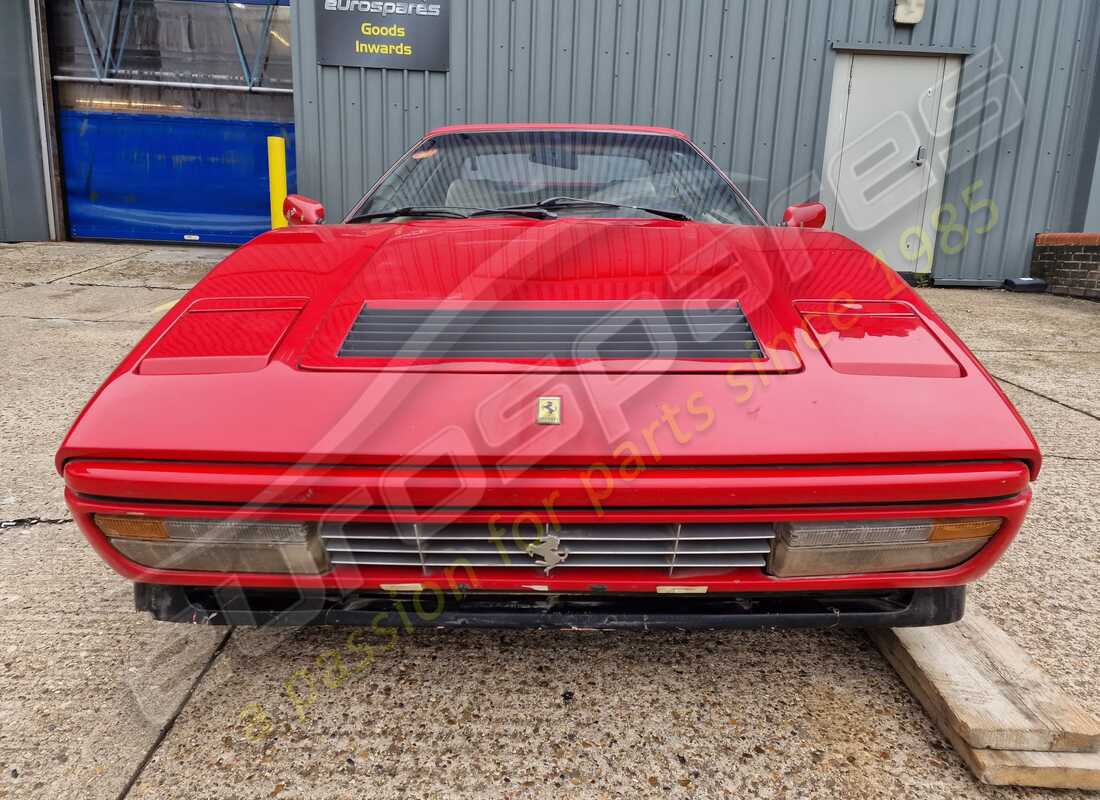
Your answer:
347,205 -> 556,223
467,207 -> 557,220
497,196 -> 692,221
346,206 -> 471,223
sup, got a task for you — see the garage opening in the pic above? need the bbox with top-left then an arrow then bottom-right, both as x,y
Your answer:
46,0 -> 295,245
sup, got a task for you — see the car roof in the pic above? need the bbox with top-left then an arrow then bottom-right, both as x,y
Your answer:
423,122 -> 691,140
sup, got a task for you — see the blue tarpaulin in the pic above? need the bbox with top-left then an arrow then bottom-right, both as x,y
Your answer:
60,110 -> 296,245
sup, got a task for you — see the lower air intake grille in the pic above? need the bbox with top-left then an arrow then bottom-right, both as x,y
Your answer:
338,307 -> 763,360
322,522 -> 776,575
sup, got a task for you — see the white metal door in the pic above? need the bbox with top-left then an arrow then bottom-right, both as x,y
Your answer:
821,53 -> 959,275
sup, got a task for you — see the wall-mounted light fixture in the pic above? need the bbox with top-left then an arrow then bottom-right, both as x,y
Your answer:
894,0 -> 926,25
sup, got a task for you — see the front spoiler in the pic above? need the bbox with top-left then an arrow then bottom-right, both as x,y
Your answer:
135,584 -> 964,629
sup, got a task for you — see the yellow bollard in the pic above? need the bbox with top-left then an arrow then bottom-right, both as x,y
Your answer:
267,135 -> 288,229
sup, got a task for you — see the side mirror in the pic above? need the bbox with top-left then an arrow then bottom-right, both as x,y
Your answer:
782,201 -> 827,229
283,194 -> 325,226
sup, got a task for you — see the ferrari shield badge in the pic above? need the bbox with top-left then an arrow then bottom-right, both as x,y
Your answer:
536,396 -> 562,425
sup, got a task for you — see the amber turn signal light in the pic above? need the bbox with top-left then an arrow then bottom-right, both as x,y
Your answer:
94,515 -> 169,540
928,518 -> 1002,541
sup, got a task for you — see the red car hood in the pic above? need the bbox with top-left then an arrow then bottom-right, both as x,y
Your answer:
57,219 -> 1040,474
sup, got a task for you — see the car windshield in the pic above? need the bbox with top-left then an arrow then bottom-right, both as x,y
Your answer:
349,130 -> 760,224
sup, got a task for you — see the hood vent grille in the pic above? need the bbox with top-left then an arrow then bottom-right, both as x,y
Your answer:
338,306 -> 763,361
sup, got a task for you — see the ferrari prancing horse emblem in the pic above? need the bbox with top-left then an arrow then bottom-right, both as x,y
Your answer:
527,534 -> 569,571
536,396 -> 562,425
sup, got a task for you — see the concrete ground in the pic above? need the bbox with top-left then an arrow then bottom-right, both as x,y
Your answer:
0,241 -> 1097,799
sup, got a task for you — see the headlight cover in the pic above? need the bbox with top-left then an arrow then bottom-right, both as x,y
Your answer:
768,517 -> 1001,578
95,515 -> 331,575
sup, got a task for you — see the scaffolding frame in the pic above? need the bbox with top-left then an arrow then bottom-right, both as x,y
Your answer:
62,0 -> 291,94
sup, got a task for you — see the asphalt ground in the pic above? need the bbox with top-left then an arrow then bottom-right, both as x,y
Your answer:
1,241 -> 1097,799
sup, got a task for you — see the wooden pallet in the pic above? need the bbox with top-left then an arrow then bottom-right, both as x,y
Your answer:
871,610 -> 1100,790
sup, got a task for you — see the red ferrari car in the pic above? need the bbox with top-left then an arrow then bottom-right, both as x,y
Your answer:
57,124 -> 1039,629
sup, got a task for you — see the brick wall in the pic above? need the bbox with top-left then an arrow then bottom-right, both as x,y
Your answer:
1031,233 -> 1100,300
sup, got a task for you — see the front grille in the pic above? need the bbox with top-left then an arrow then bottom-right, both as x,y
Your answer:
321,522 -> 776,575
338,307 -> 764,360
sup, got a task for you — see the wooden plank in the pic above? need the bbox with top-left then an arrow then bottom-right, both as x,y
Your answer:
871,610 -> 1100,753
940,712 -> 1100,789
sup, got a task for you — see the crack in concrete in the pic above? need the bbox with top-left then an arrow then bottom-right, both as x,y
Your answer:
0,283 -> 177,323
0,314 -> 144,323
1,516 -> 72,529
991,374 -> 1100,423
974,349 -> 1100,355
0,281 -> 35,293
58,280 -> 190,291
1045,454 -> 1100,463
115,627 -> 234,800
44,250 -> 156,284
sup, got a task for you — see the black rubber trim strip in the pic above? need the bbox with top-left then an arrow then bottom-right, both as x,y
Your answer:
135,584 -> 965,630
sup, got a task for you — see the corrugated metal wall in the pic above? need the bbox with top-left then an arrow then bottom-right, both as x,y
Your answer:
0,1 -> 50,242
291,0 -> 1100,284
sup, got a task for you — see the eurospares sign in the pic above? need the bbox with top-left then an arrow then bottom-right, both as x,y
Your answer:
316,0 -> 450,71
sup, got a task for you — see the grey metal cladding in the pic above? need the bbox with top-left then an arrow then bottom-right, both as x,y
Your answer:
291,0 -> 1100,284
0,1 -> 50,242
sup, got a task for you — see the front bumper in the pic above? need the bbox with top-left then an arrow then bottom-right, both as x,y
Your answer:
65,459 -> 1032,596
135,583 -> 965,629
